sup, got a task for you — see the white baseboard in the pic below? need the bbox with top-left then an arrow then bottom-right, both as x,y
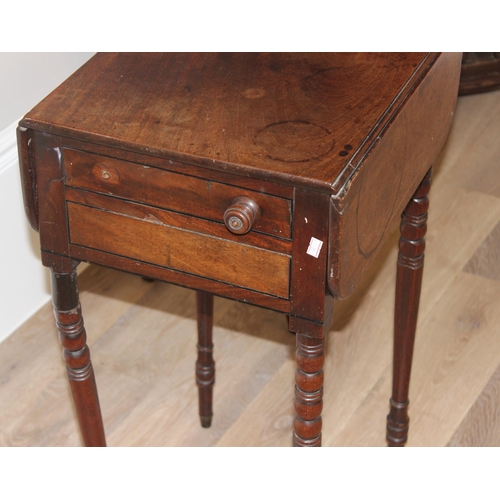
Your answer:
0,121 -> 91,343
0,120 -> 51,343
0,53 -> 95,343
0,120 -> 18,174
0,120 -> 92,343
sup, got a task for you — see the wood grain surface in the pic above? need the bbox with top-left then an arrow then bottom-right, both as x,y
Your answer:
3,87 -> 500,447
63,147 -> 292,239
21,52 -> 434,190
67,202 -> 291,298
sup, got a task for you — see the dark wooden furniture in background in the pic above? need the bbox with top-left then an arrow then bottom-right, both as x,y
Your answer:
17,53 -> 462,446
459,53 -> 500,95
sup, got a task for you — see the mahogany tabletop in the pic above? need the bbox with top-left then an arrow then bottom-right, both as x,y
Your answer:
20,53 -> 451,193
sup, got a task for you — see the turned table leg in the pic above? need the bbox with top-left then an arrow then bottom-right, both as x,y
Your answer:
293,328 -> 326,447
196,291 -> 215,428
51,264 -> 106,446
387,168 -> 432,446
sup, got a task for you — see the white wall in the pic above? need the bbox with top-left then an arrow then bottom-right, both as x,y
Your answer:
0,53 -> 95,343
0,53 -> 95,130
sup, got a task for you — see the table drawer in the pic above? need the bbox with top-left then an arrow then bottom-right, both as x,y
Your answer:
63,148 -> 292,239
66,191 -> 291,298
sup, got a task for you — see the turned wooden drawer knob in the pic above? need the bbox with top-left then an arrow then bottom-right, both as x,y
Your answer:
223,196 -> 261,235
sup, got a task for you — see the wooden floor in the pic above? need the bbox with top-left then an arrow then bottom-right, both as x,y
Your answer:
2,89 -> 500,447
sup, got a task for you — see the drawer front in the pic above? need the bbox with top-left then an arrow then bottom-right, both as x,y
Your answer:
67,200 -> 290,298
63,148 -> 292,239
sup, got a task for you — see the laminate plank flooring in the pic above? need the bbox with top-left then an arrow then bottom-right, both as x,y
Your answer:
2,89 -> 500,446
448,363 -> 500,446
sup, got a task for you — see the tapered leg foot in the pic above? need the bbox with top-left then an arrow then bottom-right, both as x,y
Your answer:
51,264 -> 106,447
387,168 -> 432,447
196,291 -> 215,428
199,416 -> 212,428
293,332 -> 325,447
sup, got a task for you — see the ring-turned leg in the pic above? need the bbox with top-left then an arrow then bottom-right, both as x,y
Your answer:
51,264 -> 106,446
293,331 -> 325,447
387,168 -> 432,446
196,291 -> 215,428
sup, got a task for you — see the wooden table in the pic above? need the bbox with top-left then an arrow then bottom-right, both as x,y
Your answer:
17,53 -> 461,446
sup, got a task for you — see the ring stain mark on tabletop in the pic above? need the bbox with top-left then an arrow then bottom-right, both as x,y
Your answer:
254,120 -> 335,163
